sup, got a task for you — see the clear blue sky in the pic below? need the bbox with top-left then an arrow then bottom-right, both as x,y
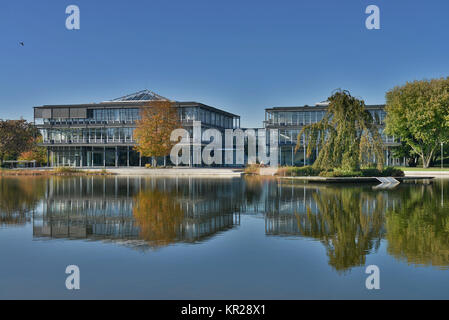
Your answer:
1,0 -> 448,127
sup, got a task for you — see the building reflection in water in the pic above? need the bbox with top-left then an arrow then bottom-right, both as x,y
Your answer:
263,182 -> 391,272
263,179 -> 449,271
20,176 -> 449,269
32,177 -> 241,250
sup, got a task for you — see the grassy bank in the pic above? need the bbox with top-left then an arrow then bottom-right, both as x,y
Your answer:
275,166 -> 405,177
0,167 -> 113,176
243,164 -> 261,175
394,166 -> 449,171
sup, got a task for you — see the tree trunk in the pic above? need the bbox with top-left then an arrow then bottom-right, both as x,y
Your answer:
422,148 -> 437,168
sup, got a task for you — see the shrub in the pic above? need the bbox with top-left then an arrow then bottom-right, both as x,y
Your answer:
381,167 -> 405,177
319,169 -> 363,177
317,167 -> 404,177
360,168 -> 382,177
358,167 -> 404,177
277,166 -> 321,177
54,167 -> 80,174
145,163 -> 152,169
244,164 -> 261,175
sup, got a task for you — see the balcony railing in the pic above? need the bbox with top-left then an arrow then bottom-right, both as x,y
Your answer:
43,119 -> 138,126
42,138 -> 135,144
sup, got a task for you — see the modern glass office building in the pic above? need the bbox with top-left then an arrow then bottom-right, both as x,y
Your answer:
264,102 -> 402,166
34,90 -> 241,167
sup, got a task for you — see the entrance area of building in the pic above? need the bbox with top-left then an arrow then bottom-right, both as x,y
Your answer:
48,146 -> 142,167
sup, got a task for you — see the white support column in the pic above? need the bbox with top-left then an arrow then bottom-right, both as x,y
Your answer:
291,146 -> 294,166
386,148 -> 389,166
115,146 -> 118,167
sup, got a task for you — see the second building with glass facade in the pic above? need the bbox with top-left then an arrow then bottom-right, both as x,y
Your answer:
264,102 -> 403,166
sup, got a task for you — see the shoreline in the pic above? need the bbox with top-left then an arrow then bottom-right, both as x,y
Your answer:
0,167 -> 244,177
2,167 -> 447,179
404,171 -> 449,178
278,176 -> 434,183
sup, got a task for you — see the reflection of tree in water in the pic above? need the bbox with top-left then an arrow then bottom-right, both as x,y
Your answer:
296,187 -> 385,272
0,177 -> 46,226
133,189 -> 185,248
386,183 -> 449,269
243,177 -> 265,202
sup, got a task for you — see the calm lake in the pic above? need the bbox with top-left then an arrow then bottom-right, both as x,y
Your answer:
0,176 -> 448,299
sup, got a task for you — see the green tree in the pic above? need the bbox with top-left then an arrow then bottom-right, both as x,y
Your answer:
390,142 -> 418,167
385,77 -> 449,168
18,135 -> 47,165
0,119 -> 38,165
0,177 -> 46,226
295,90 -> 384,171
386,183 -> 449,268
295,187 -> 385,272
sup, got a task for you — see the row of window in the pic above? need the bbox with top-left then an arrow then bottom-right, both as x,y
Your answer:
266,110 -> 387,126
368,110 -> 386,124
42,128 -> 135,143
39,107 -> 236,129
180,107 -> 235,128
278,129 -> 397,144
266,111 -> 326,126
90,108 -> 140,122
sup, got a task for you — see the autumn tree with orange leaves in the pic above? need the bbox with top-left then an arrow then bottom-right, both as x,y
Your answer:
133,101 -> 180,167
132,189 -> 185,248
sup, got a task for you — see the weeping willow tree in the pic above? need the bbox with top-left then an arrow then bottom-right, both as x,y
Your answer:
295,90 -> 385,171
295,187 -> 385,272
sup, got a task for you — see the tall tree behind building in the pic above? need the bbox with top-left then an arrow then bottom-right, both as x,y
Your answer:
0,119 -> 38,165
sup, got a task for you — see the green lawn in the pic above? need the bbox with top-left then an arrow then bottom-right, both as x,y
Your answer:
394,166 -> 449,171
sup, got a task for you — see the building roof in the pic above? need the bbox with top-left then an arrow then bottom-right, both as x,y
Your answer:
108,89 -> 170,102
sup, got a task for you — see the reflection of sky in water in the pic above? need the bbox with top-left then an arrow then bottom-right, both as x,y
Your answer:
0,176 -> 448,299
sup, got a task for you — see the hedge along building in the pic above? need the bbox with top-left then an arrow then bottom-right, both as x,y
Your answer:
34,90 -> 241,167
264,101 -> 403,167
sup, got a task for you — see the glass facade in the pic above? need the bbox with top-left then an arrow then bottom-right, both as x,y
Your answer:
265,106 -> 402,166
35,102 -> 240,167
180,107 -> 234,128
41,108 -> 140,126
265,110 -> 326,126
42,127 -> 135,144
47,147 -> 142,167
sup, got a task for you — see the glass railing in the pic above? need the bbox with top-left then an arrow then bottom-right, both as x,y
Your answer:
43,119 -> 138,126
43,138 -> 135,144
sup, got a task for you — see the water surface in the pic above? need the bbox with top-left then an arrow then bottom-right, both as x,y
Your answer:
0,176 -> 448,299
